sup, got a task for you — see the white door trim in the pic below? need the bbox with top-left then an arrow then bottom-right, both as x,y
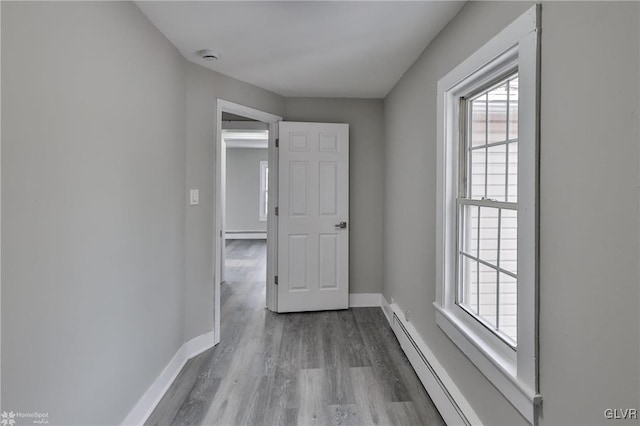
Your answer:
215,99 -> 281,344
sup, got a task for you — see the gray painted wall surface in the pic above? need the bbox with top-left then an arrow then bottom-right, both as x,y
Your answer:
383,1 -> 640,425
538,3 -> 638,424
2,2 -> 186,424
226,148 -> 268,232
285,98 -> 384,294
184,62 -> 285,341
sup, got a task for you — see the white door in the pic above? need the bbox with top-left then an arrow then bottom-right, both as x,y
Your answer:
277,122 -> 349,312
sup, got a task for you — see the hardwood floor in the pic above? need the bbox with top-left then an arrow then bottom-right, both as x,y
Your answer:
146,240 -> 444,426
224,239 -> 267,283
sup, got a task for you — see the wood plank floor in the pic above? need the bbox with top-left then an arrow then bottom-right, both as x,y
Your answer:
146,240 -> 444,426
224,239 -> 267,283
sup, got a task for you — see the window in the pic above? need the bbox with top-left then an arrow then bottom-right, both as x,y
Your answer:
434,6 -> 540,423
259,160 -> 268,221
459,73 -> 519,346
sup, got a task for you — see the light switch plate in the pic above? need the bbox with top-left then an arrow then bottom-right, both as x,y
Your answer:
189,189 -> 199,206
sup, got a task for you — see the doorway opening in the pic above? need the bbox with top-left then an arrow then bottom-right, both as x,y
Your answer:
214,100 -> 281,345
222,114 -> 268,314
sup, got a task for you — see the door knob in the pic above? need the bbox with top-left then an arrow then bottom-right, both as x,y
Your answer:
335,221 -> 347,229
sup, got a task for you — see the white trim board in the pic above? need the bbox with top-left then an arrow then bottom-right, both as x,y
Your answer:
224,139 -> 268,149
348,293 -> 382,307
121,331 -> 215,426
225,232 -> 267,240
382,296 -> 483,426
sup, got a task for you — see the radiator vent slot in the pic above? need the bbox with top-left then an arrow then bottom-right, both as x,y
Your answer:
392,313 -> 471,426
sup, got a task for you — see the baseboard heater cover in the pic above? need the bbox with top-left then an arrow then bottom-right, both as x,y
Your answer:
394,313 -> 470,425
386,303 -> 482,426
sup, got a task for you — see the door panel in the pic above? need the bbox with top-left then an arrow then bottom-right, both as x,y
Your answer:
289,162 -> 309,216
277,122 -> 349,312
319,162 -> 338,215
319,234 -> 338,289
288,234 -> 309,290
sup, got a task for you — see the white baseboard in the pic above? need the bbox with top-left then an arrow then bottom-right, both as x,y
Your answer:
381,296 -> 482,426
225,231 -> 266,240
348,292 -> 382,307
121,331 -> 215,426
381,295 -> 393,324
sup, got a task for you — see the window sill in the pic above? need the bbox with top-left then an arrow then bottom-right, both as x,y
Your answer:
434,302 -> 541,423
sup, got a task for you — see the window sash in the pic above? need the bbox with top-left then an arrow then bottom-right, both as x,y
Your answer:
461,71 -> 519,204
457,201 -> 519,345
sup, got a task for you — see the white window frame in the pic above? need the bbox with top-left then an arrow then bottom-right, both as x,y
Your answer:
434,5 -> 541,423
259,160 -> 268,222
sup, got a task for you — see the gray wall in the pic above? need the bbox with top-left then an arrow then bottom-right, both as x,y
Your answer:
1,2 -> 186,424
184,62 -> 285,341
226,148 -> 268,232
539,3 -> 638,424
285,98 -> 384,295
383,1 -> 640,425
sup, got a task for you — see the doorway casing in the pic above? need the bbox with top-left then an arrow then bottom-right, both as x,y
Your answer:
214,99 -> 281,344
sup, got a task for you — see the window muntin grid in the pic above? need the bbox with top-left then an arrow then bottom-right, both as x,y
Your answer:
458,73 -> 519,346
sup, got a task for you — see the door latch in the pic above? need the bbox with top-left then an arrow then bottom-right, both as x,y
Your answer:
334,221 -> 347,229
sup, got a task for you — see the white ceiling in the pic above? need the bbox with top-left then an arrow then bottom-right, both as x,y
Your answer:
136,1 -> 465,98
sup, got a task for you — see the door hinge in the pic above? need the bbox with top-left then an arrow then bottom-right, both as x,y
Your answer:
274,275 -> 278,285
275,206 -> 279,216
275,138 -> 279,148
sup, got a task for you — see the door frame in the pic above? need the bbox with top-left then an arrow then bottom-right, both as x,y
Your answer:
214,99 -> 281,344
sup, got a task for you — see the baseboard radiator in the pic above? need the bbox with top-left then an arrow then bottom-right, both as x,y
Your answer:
388,309 -> 480,426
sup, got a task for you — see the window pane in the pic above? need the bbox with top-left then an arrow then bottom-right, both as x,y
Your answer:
264,191 -> 268,216
471,94 -> 487,147
487,83 -> 508,143
499,272 -> 517,343
259,161 -> 268,220
461,205 -> 479,258
470,148 -> 486,199
460,255 -> 478,315
479,207 -> 499,265
507,142 -> 518,203
487,144 -> 507,201
478,263 -> 497,328
500,209 -> 518,274
508,77 -> 519,141
264,166 -> 269,215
